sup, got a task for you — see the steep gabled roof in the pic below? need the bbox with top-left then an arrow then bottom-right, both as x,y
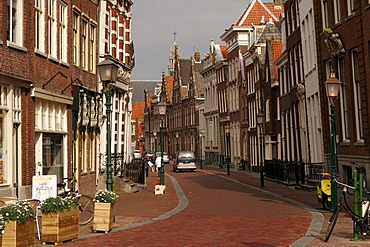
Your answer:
236,0 -> 284,27
179,58 -> 191,86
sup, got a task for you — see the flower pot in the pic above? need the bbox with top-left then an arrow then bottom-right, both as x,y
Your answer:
93,202 -> 115,233
41,207 -> 79,244
1,219 -> 34,247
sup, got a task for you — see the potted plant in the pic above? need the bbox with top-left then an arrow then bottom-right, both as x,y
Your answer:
93,190 -> 118,233
0,201 -> 35,246
0,214 -> 4,246
40,197 -> 79,244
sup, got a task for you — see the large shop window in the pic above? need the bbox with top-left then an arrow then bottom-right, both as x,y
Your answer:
42,134 -> 63,183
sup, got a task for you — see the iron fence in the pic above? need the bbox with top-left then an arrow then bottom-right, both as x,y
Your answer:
99,153 -> 145,184
265,159 -> 324,185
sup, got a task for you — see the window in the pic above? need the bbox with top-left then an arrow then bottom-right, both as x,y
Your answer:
286,9 -> 291,35
90,133 -> 95,171
352,50 -> 363,141
48,0 -> 57,58
13,87 -> 21,123
42,134 -> 63,183
266,99 -> 270,122
7,0 -> 23,46
334,0 -> 341,23
82,131 -> 88,172
105,10 -> 111,54
81,19 -> 88,70
89,23 -> 96,73
291,4 -> 296,32
35,0 -> 45,53
59,2 -> 67,63
35,100 -> 67,132
73,11 -> 80,65
322,0 -> 329,29
338,57 -> 349,141
347,0 -> 355,16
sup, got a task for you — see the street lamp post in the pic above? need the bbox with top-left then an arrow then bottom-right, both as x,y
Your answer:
325,71 -> 341,212
199,131 -> 204,169
176,132 -> 179,153
153,130 -> 157,155
98,56 -> 118,191
225,125 -> 230,175
257,111 -> 264,188
158,101 -> 167,186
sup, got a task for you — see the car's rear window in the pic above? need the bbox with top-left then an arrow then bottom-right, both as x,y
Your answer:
178,151 -> 195,158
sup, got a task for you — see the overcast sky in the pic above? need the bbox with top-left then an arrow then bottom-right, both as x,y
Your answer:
130,0 -> 251,80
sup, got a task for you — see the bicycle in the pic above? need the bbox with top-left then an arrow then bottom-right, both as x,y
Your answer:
324,178 -> 370,242
57,177 -> 94,225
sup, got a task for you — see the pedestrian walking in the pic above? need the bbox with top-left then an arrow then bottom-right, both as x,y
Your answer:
155,156 -> 162,177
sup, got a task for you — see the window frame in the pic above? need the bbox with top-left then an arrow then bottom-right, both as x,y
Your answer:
7,0 -> 24,47
322,0 -> 329,29
59,2 -> 68,63
35,0 -> 45,53
73,11 -> 80,66
351,49 -> 363,142
47,0 -> 57,58
334,0 -> 342,24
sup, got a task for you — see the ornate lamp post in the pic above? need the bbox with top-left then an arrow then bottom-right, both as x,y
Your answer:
98,56 -> 118,191
257,111 -> 265,188
225,125 -> 230,175
325,71 -> 341,212
158,101 -> 167,186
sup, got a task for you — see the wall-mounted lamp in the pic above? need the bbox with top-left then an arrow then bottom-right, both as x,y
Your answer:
42,71 -> 67,89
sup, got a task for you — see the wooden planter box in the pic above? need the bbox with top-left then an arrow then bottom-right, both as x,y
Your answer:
2,219 -> 34,247
93,202 -> 115,233
41,207 -> 79,244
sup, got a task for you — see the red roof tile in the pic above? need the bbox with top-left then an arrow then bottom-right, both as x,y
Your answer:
220,45 -> 228,59
271,40 -> 282,78
132,102 -> 145,121
236,0 -> 284,27
165,75 -> 174,102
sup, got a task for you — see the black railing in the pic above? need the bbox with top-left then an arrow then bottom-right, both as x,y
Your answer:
124,159 -> 145,184
99,153 -> 145,184
265,159 -> 324,185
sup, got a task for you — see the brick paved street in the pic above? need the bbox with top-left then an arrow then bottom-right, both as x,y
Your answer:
38,165 -> 370,246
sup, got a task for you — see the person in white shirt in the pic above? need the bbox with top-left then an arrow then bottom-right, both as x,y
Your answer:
155,156 -> 162,177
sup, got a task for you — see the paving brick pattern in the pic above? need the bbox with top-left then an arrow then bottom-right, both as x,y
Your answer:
40,166 -> 370,247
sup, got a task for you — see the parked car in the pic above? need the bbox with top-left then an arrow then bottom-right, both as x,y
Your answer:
156,152 -> 169,164
173,151 -> 196,172
133,150 -> 142,159
144,151 -> 155,162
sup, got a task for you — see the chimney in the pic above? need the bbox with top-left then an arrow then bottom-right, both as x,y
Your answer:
260,16 -> 265,25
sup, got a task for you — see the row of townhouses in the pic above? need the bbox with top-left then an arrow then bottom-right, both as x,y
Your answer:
143,0 -> 370,185
0,0 -> 134,199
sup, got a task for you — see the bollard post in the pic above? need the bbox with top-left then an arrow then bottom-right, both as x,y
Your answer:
352,168 -> 360,241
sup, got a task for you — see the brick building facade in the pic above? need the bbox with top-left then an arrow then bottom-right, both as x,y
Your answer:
0,0 -> 134,199
314,0 -> 370,182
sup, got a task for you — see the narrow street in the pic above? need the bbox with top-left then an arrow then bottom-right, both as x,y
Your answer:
62,168 -> 314,246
